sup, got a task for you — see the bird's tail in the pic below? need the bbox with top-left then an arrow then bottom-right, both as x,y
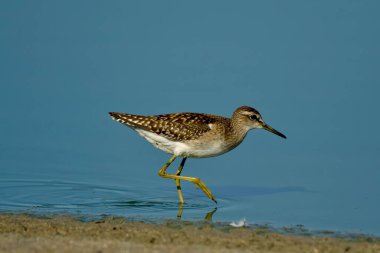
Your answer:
109,112 -> 147,130
109,112 -> 128,124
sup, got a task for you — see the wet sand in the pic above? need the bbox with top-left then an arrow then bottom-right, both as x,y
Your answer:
0,214 -> 379,253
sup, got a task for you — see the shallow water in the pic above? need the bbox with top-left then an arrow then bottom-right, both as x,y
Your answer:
1,152 -> 379,237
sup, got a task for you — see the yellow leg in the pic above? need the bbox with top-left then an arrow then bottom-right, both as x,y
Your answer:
177,202 -> 184,218
158,155 -> 217,203
175,158 -> 187,204
204,208 -> 218,221
158,154 -> 177,172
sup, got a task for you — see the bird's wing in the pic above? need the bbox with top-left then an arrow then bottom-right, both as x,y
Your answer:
109,112 -> 219,141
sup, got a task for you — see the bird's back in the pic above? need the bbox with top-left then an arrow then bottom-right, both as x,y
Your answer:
109,112 -> 229,142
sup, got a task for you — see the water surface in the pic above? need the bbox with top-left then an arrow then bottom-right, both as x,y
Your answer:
1,0 -> 380,237
1,145 -> 379,237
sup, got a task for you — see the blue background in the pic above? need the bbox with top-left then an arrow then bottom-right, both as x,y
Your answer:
1,1 -> 379,235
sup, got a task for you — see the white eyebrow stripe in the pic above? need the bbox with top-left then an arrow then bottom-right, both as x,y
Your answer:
240,111 -> 253,116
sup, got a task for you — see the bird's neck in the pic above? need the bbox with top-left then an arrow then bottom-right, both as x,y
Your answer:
226,116 -> 250,146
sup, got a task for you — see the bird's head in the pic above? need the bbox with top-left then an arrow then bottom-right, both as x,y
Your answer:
233,106 -> 286,139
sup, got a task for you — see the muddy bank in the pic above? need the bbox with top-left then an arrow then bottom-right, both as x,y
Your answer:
0,214 -> 379,253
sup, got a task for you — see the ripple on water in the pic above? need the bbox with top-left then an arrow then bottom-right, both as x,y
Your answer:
1,179 -> 378,239
0,179 -> 217,220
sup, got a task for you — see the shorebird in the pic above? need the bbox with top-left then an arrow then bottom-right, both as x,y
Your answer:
109,106 -> 286,204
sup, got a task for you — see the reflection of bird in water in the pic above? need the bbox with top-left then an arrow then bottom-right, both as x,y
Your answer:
176,203 -> 217,221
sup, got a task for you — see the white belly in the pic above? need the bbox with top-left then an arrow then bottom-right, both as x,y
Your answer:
135,129 -> 229,158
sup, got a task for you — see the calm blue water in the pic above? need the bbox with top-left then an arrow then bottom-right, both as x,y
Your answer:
1,1 -> 380,236
1,141 -> 379,236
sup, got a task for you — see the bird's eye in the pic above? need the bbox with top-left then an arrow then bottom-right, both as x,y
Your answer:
250,115 -> 258,120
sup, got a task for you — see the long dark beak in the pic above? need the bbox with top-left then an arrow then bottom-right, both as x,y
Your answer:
262,123 -> 287,139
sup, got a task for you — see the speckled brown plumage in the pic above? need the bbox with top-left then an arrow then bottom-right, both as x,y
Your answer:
109,106 -> 285,158
109,112 -> 228,141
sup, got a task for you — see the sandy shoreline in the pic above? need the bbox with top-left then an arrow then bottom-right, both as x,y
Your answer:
0,214 -> 379,253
